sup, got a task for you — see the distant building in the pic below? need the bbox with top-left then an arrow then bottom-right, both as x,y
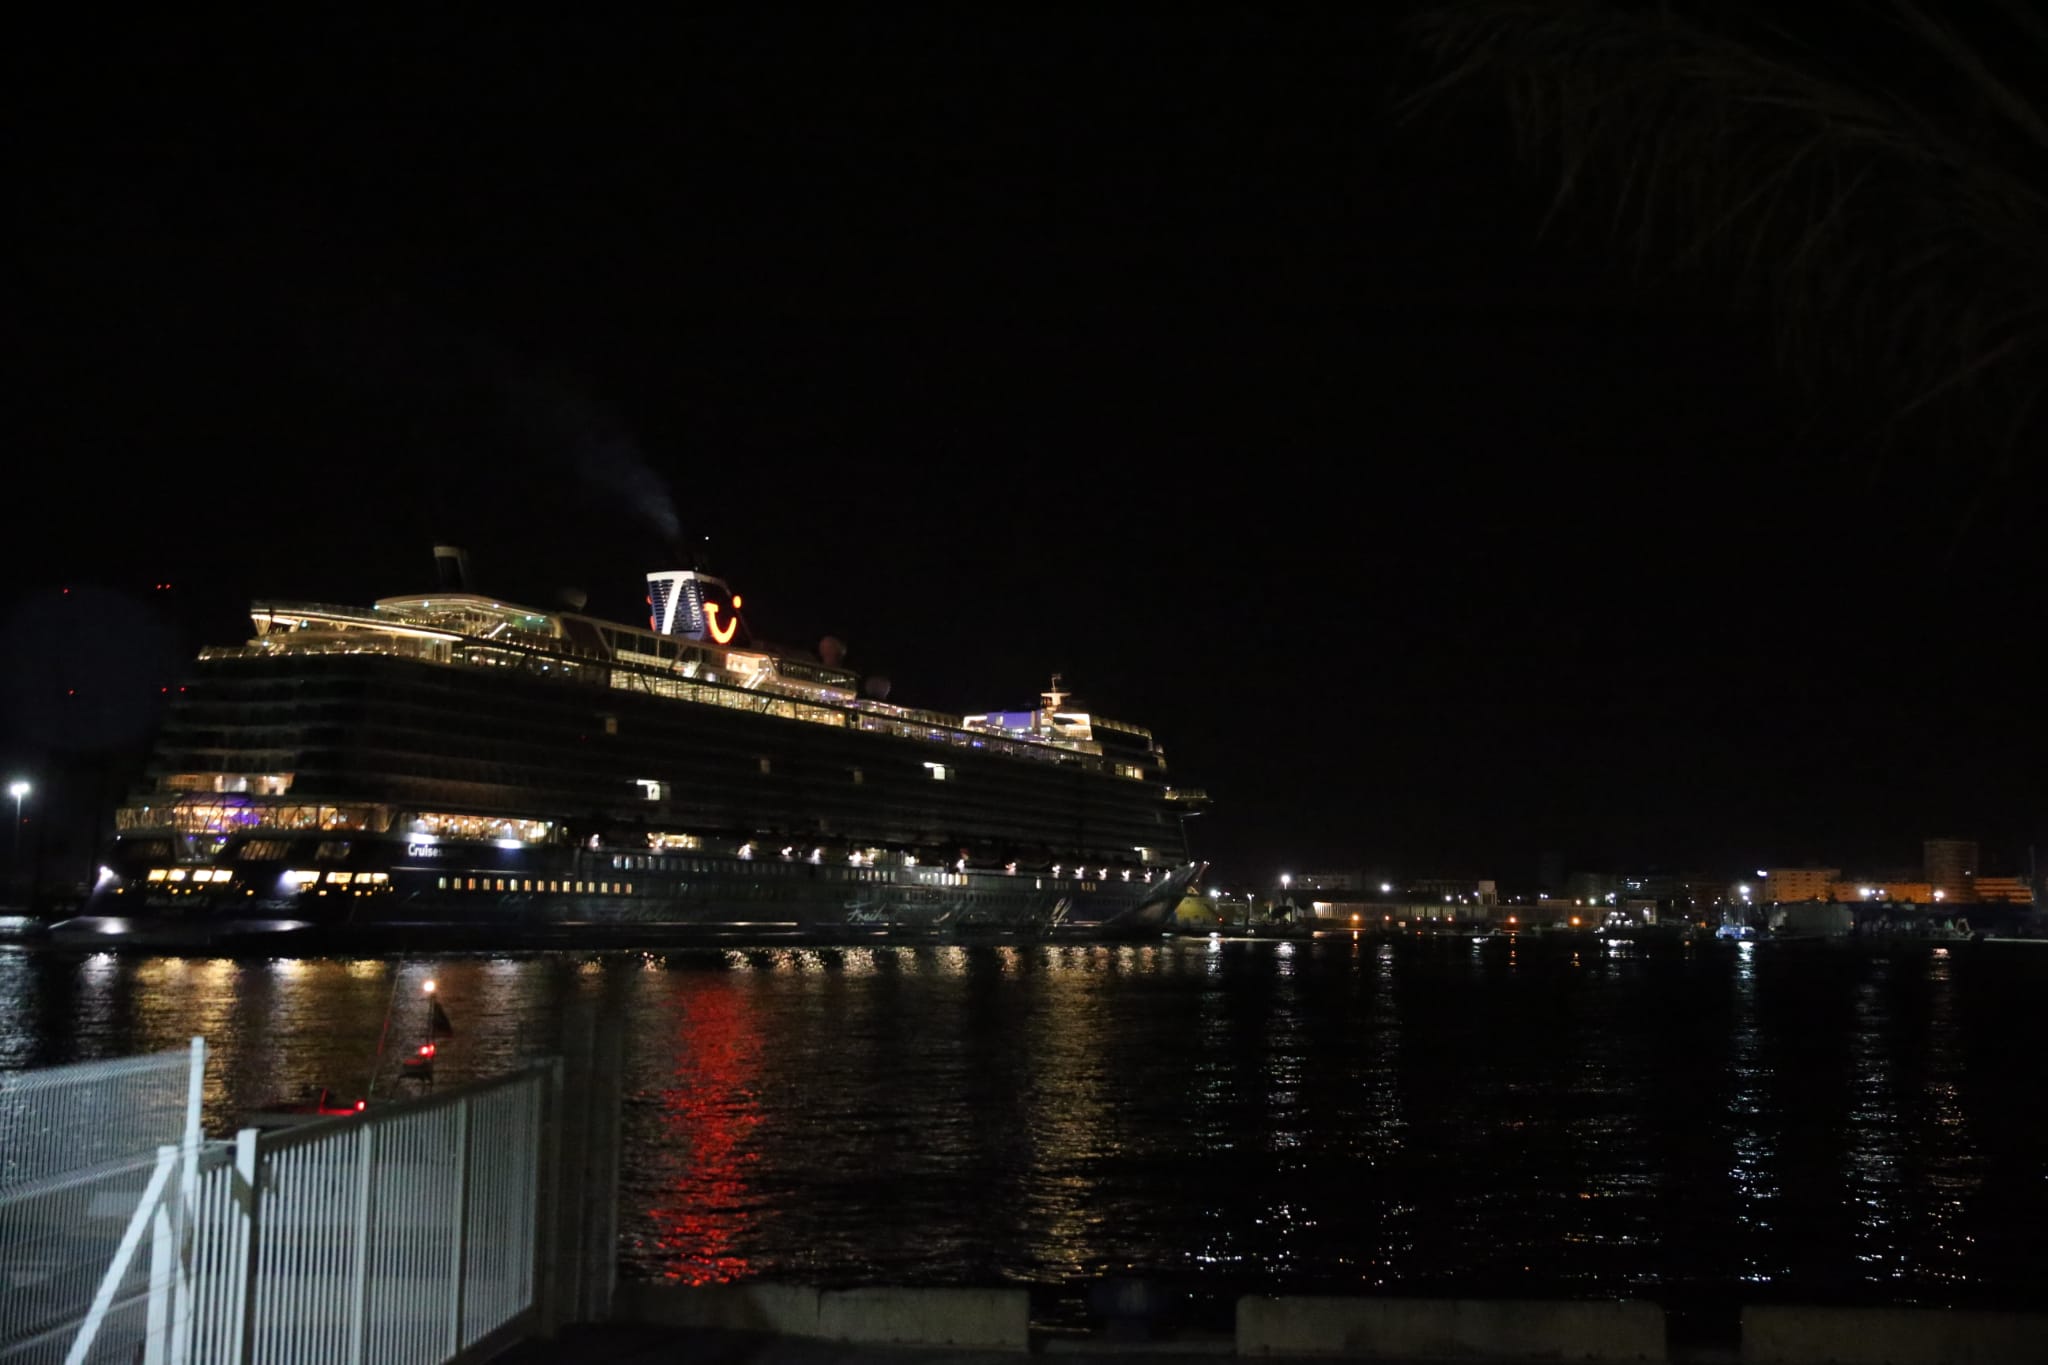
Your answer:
1564,872 -> 1617,903
1972,876 -> 2035,905
1410,877 -> 1496,905
1764,868 -> 1840,903
1832,880 -> 1937,905
1923,838 -> 1979,903
1297,870 -> 1371,893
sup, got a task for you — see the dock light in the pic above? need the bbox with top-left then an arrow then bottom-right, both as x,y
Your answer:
1379,882 -> 1391,894
1281,874 -> 1291,889
1208,887 -> 1219,898
422,979 -> 436,994
1571,917 -> 1582,927
1351,913 -> 1361,924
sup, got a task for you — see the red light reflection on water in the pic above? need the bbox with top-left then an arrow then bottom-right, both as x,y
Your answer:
645,981 -> 761,1283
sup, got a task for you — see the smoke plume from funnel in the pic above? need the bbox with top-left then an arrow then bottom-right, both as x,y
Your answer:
499,370 -> 680,548
819,636 -> 847,668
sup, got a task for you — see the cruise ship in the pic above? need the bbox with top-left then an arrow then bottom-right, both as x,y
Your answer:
62,552 -> 1207,947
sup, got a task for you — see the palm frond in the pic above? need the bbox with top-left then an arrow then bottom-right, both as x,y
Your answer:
1403,0 -> 2048,474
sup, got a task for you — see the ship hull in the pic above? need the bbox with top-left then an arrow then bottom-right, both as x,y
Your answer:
53,839 -> 1203,951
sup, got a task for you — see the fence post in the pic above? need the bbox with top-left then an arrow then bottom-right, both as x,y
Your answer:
144,1197 -> 174,1365
345,1122 -> 378,1364
536,1057 -> 567,1339
229,1128 -> 262,1365
448,1094 -> 471,1355
580,1006 -> 622,1323
170,1036 -> 205,1365
541,1000 -> 621,1329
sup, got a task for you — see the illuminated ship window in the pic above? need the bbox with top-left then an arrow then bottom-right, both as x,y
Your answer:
758,757 -> 772,775
327,872 -> 353,885
147,868 -> 167,881
923,763 -> 952,781
412,813 -> 553,843
437,877 -> 447,889
851,768 -> 864,785
162,773 -> 295,796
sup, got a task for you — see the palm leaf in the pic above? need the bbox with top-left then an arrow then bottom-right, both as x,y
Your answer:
1403,0 -> 2048,476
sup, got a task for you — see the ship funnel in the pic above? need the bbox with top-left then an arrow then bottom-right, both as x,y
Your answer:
557,587 -> 589,611
646,567 -> 738,640
433,545 -> 472,591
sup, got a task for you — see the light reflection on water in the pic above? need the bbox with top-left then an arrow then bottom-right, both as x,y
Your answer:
3,937 -> 2047,1325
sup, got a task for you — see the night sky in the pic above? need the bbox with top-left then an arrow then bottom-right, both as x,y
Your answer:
6,12 -> 2043,886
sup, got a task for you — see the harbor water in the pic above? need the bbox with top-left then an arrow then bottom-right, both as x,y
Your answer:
3,934 -> 2044,1328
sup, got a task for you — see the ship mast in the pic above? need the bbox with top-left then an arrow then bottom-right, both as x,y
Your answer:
1034,674 -> 1068,740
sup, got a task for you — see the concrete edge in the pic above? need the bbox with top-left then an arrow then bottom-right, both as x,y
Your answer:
1739,1304 -> 2048,1365
617,1283 -> 1030,1351
1236,1294 -> 1666,1361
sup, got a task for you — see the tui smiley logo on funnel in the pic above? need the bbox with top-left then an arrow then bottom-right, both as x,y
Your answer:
703,594 -> 744,644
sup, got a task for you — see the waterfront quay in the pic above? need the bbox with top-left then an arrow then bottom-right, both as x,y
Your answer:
498,1289 -> 2048,1364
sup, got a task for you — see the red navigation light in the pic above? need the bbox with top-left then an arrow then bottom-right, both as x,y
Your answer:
418,1043 -> 436,1058
354,1100 -> 366,1112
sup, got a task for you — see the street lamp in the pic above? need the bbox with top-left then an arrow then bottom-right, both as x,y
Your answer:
8,780 -> 28,869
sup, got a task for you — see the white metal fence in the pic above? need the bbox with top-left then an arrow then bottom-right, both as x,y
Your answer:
2,1043 -> 564,1365
0,1043 -> 207,1365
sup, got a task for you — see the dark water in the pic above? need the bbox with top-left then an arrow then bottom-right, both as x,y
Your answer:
4,935 -> 2045,1329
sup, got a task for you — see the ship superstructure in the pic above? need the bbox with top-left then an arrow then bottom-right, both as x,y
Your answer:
74,564 -> 1206,945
